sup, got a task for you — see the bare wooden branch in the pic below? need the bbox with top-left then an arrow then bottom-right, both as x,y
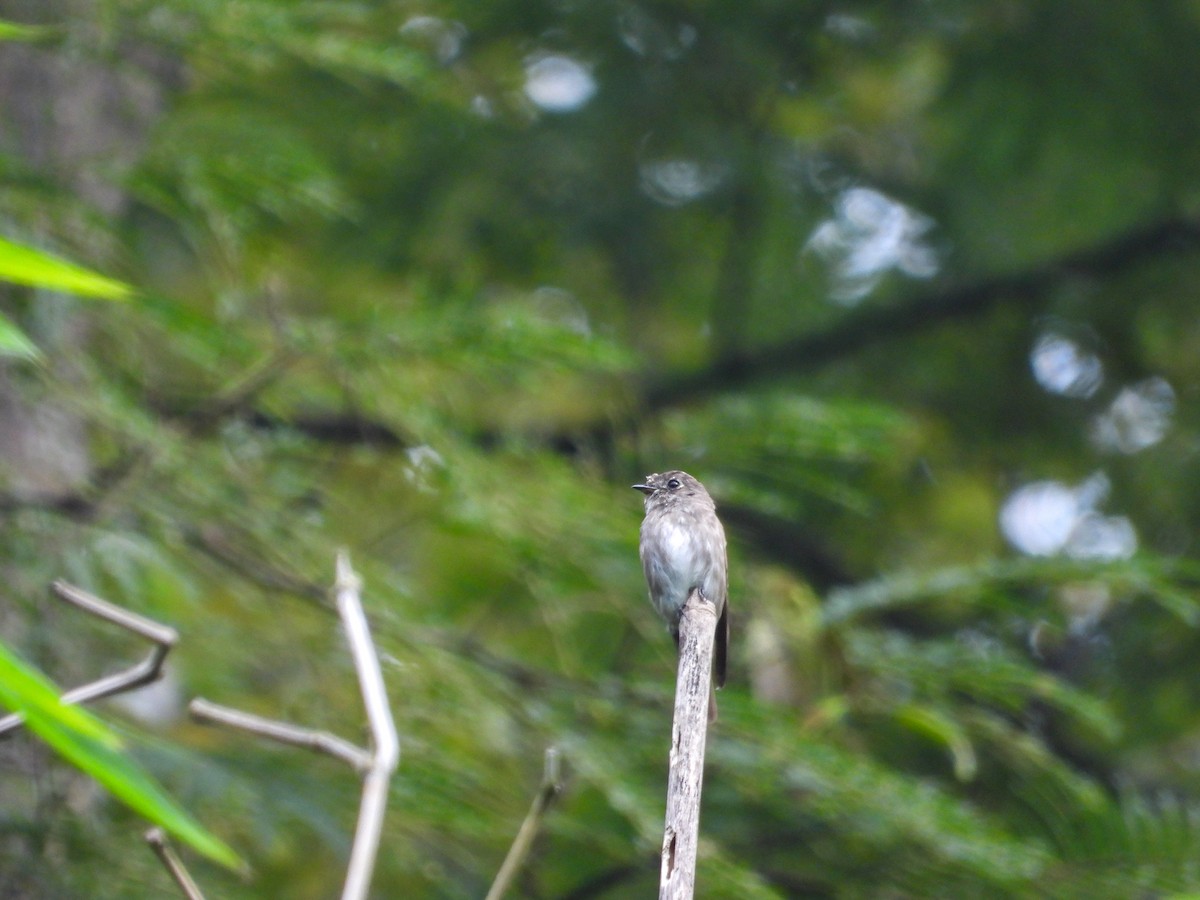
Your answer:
334,550 -> 400,900
0,580 -> 178,738
485,747 -> 563,900
180,553 -> 399,899
146,827 -> 206,900
659,589 -> 718,900
186,553 -> 400,900
188,698 -> 372,771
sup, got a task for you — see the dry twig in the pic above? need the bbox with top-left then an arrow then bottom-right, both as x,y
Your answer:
485,747 -> 563,900
0,580 -> 178,738
334,551 -> 401,900
146,828 -> 206,900
189,552 -> 399,900
187,699 -> 372,771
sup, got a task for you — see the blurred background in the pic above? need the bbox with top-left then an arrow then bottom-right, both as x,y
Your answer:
3,1 -> 1200,896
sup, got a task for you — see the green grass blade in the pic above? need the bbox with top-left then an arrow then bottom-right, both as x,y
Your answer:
0,640 -> 242,870
0,235 -> 133,300
0,18 -> 53,42
0,312 -> 40,360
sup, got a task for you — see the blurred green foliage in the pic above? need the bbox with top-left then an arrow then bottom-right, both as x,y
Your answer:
3,1 -> 1200,897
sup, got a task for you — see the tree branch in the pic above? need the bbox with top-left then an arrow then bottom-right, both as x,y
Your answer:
186,525 -> 331,608
188,699 -> 373,771
334,551 -> 401,900
150,401 -> 407,449
146,828 -> 206,900
242,410 -> 406,448
660,588 -> 718,900
644,215 -> 1200,412
485,746 -> 563,900
0,581 -> 177,738
0,451 -> 149,523
188,553 -> 399,900
113,217 -> 1200,464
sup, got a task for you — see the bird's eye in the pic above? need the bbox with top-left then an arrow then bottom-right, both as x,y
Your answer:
667,478 -> 681,490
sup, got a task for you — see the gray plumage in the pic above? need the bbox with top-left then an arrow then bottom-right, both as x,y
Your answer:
633,470 -> 729,717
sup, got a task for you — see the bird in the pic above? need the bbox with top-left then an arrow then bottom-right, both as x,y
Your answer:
633,470 -> 729,721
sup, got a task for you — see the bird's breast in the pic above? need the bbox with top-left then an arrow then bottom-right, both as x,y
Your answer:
661,518 -> 693,558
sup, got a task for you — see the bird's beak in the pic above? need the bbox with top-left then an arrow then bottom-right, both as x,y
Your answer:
632,483 -> 654,494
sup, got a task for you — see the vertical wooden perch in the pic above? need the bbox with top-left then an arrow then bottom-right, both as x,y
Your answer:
659,588 -> 718,900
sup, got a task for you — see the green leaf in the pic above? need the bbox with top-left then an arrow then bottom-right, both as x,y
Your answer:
0,640 -> 242,870
0,18 -> 52,42
0,235 -> 133,300
894,703 -> 978,782
0,312 -> 40,360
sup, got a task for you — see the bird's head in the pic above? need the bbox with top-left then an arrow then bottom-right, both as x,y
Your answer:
632,470 -> 713,510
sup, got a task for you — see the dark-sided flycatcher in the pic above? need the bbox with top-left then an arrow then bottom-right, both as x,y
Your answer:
633,470 -> 729,721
